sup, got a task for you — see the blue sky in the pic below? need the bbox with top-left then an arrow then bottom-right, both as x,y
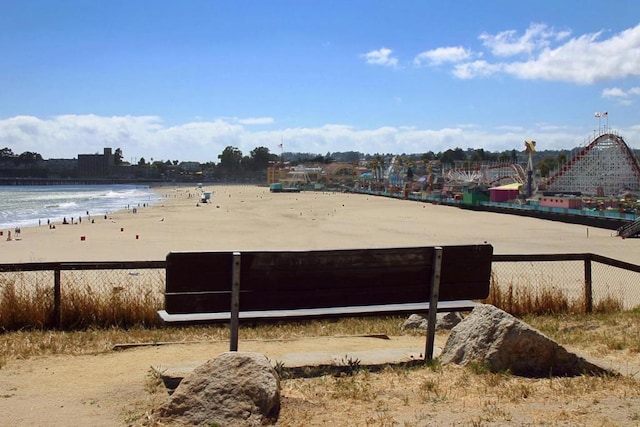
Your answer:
1,1 -> 640,162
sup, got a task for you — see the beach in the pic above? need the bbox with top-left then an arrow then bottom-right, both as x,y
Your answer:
1,185 -> 639,426
2,184 -> 637,264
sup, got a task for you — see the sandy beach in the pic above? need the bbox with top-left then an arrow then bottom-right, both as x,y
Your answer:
2,184 -> 638,264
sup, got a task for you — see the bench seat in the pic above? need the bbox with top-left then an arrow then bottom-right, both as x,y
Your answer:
158,300 -> 478,324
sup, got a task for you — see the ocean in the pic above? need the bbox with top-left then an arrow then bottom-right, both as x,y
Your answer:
0,184 -> 162,230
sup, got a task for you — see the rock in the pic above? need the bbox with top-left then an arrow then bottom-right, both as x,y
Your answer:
440,304 -> 615,377
401,312 -> 464,333
155,352 -> 280,426
436,311 -> 464,330
401,314 -> 426,332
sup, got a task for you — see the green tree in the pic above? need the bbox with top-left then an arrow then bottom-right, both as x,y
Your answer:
17,151 -> 43,164
0,147 -> 16,160
218,146 -> 243,174
421,151 -> 435,162
439,148 -> 466,165
114,148 -> 124,165
557,153 -> 567,166
248,146 -> 277,171
538,156 -> 557,177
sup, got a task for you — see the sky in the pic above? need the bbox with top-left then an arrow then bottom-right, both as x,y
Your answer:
1,0 -> 640,163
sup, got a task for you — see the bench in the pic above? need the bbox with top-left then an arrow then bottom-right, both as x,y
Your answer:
158,244 -> 493,360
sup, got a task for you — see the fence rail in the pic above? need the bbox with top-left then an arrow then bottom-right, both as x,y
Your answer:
492,253 -> 640,313
0,254 -> 638,329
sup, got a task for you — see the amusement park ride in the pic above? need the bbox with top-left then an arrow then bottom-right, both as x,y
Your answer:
443,130 -> 640,199
268,126 -> 640,234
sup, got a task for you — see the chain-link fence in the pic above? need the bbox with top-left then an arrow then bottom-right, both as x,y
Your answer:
491,254 -> 640,314
0,262 -> 165,329
1,254 -> 639,330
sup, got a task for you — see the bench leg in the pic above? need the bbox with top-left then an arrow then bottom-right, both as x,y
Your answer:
230,252 -> 241,351
425,247 -> 442,362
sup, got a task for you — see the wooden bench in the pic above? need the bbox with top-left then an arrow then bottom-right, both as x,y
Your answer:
158,244 -> 493,360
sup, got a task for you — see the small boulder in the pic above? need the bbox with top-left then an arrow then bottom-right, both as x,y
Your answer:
440,304 -> 615,377
401,312 -> 464,333
436,311 -> 464,330
401,314 -> 426,332
155,351 -> 281,426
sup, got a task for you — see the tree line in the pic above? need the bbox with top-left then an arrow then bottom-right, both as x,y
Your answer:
2,144 -> 634,180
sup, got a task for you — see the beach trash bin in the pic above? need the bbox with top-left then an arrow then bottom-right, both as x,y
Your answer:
81,236 -> 86,241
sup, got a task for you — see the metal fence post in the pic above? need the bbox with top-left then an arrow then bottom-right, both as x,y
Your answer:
425,247 -> 443,362
53,267 -> 61,329
230,252 -> 241,351
584,254 -> 593,313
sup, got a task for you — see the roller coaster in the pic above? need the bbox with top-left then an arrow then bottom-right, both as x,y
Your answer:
444,131 -> 640,198
545,131 -> 640,196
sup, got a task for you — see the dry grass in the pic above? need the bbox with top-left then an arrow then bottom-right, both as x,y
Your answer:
277,359 -> 640,426
483,273 -> 627,317
1,311 -> 638,366
0,269 -> 633,332
1,311 -> 639,426
0,270 -> 165,331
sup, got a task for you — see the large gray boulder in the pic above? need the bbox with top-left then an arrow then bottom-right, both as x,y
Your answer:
440,304 -> 615,377
401,312 -> 464,333
156,351 -> 281,426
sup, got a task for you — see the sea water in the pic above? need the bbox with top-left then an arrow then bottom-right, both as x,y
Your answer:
0,184 -> 162,230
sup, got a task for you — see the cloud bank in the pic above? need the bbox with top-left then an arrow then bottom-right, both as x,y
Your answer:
2,114 -> 635,163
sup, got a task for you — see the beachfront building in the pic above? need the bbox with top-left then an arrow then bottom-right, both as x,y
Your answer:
489,183 -> 521,202
78,148 -> 115,177
538,196 -> 583,209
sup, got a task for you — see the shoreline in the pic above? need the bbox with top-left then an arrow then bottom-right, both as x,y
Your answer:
1,184 -> 638,264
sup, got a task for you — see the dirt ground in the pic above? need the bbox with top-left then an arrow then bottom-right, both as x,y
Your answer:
1,334 -> 639,427
0,335 -> 425,426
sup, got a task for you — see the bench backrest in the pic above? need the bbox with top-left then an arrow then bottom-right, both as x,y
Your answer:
164,244 -> 493,315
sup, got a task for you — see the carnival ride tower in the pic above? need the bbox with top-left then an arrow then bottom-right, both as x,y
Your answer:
524,140 -> 536,197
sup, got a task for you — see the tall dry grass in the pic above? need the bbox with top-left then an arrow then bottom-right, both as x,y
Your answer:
0,281 -> 54,330
483,272 -> 625,316
0,269 -> 631,332
0,270 -> 164,331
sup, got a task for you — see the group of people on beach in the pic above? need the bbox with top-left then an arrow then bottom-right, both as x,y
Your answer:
5,202 -> 150,242
4,227 -> 20,241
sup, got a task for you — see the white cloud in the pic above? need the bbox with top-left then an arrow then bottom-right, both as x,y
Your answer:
235,117 -> 275,125
413,46 -> 473,66
602,87 -> 629,98
602,86 -> 640,105
453,60 -> 501,79
361,47 -> 399,68
449,22 -> 640,83
479,23 -> 571,57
